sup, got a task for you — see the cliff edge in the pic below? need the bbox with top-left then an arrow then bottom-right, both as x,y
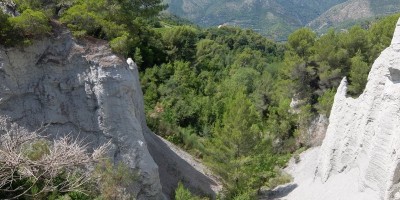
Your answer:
0,29 -> 164,199
0,25 -> 221,199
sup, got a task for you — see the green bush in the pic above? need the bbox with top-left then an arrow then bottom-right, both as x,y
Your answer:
94,159 -> 137,200
174,182 -> 204,200
0,10 -> 23,46
110,33 -> 135,57
316,88 -> 336,117
60,4 -> 102,38
22,139 -> 50,161
9,9 -> 51,38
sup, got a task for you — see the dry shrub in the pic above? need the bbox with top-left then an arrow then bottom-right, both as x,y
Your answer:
0,124 -> 110,199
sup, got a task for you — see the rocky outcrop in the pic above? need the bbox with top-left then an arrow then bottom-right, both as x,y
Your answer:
0,0 -> 18,16
307,114 -> 329,146
317,18 -> 400,200
0,29 -> 164,199
281,18 -> 400,200
0,25 -> 222,199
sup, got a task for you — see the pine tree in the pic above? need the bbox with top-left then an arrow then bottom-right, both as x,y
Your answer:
206,89 -> 261,197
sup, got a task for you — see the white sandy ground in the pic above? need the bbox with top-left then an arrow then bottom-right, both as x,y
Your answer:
277,147 -> 380,200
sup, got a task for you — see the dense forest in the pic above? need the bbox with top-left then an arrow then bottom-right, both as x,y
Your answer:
0,0 -> 400,199
142,14 -> 400,199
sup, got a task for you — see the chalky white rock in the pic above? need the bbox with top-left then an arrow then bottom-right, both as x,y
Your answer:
284,18 -> 400,200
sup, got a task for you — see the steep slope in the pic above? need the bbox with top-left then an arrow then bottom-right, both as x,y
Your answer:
309,0 -> 400,31
0,25 -> 221,199
165,0 -> 346,40
0,28 -> 164,200
282,18 -> 400,200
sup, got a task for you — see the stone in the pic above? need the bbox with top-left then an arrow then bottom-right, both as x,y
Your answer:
0,24 -> 222,199
281,17 -> 400,200
317,18 -> 400,199
0,29 -> 164,199
0,0 -> 19,16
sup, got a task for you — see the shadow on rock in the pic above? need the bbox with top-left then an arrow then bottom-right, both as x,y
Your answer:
260,183 -> 298,200
144,130 -> 221,199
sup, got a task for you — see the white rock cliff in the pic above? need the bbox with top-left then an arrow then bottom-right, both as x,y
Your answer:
0,27 -> 221,199
283,18 -> 400,200
0,30 -> 164,199
318,18 -> 400,200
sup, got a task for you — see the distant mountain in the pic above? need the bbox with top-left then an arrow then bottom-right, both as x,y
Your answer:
164,0 -> 346,41
164,0 -> 400,41
308,0 -> 400,32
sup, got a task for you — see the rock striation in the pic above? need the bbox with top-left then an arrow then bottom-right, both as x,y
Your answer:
317,17 -> 400,200
0,29 -> 164,199
282,18 -> 400,200
0,24 -> 222,199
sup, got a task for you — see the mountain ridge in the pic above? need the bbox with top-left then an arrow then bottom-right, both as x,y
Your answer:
165,0 -> 400,40
165,0 -> 346,40
308,0 -> 400,32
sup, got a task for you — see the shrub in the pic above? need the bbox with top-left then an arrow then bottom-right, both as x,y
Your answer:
110,33 -> 135,57
9,9 -> 51,38
316,88 -> 336,117
174,182 -> 204,200
0,124 -> 110,199
94,159 -> 137,200
265,167 -> 293,189
0,9 -> 23,46
60,4 -> 101,38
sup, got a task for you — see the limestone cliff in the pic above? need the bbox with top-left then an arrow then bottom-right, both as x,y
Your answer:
282,18 -> 400,200
0,30 -> 165,199
317,18 -> 400,199
0,24 -> 222,199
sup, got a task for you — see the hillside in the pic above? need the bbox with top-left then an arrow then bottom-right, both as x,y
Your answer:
165,0 -> 400,40
2,0 -> 400,199
164,0 -> 346,41
308,0 -> 400,32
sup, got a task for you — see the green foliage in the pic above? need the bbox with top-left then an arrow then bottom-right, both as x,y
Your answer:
59,0 -> 166,67
0,7 -> 51,46
282,13 -> 399,119
348,52 -> 370,95
163,26 -> 199,61
22,139 -> 50,161
205,90 -> 262,197
265,169 -> 293,189
94,159 -> 137,200
316,88 -> 336,117
9,9 -> 51,38
0,9 -> 23,46
287,28 -> 316,59
174,182 -> 204,200
110,33 -> 134,57
368,13 -> 400,62
14,0 -> 75,15
141,13 -> 400,199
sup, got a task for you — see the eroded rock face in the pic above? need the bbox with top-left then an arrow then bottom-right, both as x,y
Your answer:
0,32 -> 164,199
317,18 -> 400,199
0,0 -> 18,16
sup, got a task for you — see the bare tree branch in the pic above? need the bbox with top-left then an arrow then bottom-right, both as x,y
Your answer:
0,124 -> 111,199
